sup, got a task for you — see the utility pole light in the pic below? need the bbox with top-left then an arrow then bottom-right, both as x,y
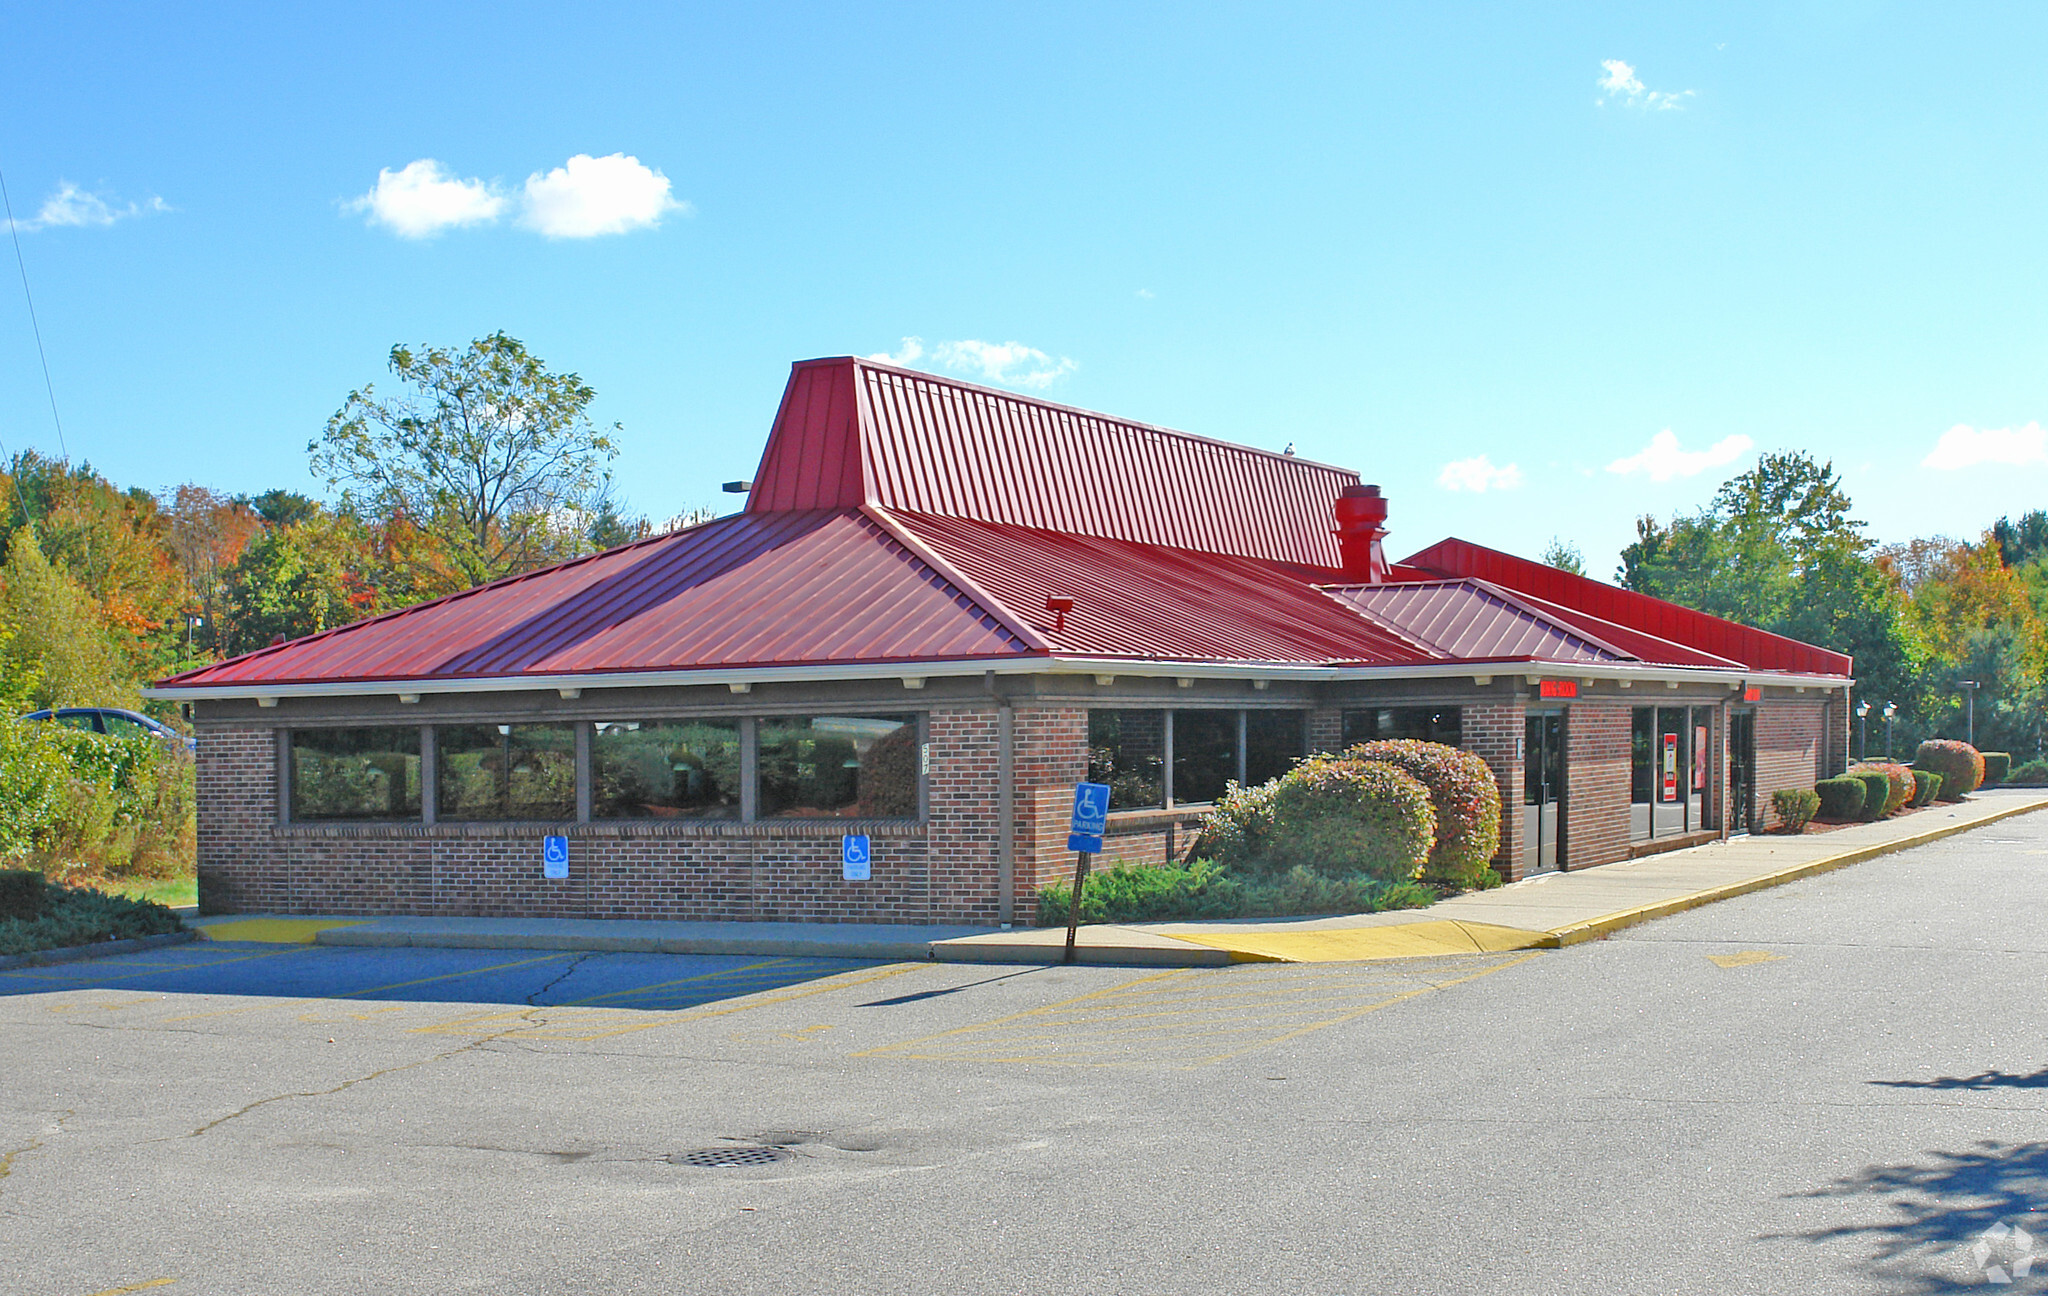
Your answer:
1884,701 -> 1897,760
1855,700 -> 1870,761
1960,681 -> 1980,747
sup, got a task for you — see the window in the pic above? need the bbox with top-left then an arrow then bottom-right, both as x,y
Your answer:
1245,710 -> 1305,786
1171,710 -> 1238,806
1342,706 -> 1462,748
290,727 -> 422,821
436,724 -> 577,821
1088,710 -> 1165,810
592,720 -> 741,819
1089,708 -> 1308,809
757,715 -> 918,818
1632,706 -> 1707,841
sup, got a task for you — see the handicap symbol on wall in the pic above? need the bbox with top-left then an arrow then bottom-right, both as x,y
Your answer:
842,834 -> 872,882
542,835 -> 569,880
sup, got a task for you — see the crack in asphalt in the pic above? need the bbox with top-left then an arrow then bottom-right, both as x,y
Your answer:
185,1015 -> 551,1139
0,1109 -> 73,1198
525,953 -> 593,1006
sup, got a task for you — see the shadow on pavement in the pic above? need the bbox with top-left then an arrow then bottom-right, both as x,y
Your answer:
1771,1140 -> 2048,1292
1869,1065 -> 2048,1090
0,942 -> 882,1011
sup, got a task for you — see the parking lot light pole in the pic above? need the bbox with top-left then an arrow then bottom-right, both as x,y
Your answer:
1855,700 -> 1870,761
1884,701 -> 1897,760
1960,681 -> 1979,747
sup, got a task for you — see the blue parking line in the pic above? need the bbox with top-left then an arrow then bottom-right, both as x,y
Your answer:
0,942 -> 881,1011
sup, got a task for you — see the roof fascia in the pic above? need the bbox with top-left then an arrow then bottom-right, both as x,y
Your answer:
149,653 -> 1850,703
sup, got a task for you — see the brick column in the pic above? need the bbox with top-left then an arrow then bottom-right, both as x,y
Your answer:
195,725 -> 282,914
926,706 -> 1002,924
1461,702 -> 1526,881
1564,702 -> 1632,870
1307,707 -> 1345,755
1012,706 -> 1089,921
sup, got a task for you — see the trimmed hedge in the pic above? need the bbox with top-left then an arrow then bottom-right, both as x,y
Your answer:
1265,756 -> 1437,882
1815,776 -> 1866,821
1910,769 -> 1943,807
1345,740 -> 1502,889
1852,762 -> 1916,816
1770,788 -> 1819,832
1916,740 -> 1985,800
1847,769 -> 1893,821
1982,752 -> 2011,786
2009,759 -> 2048,786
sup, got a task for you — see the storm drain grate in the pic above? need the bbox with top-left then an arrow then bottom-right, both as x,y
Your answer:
669,1146 -> 791,1168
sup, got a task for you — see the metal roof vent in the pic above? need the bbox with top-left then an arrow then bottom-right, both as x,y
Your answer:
1046,596 -> 1075,632
1334,484 -> 1390,584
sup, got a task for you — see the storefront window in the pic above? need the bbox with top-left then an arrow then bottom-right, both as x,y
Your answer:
592,720 -> 741,819
436,724 -> 577,821
1631,706 -> 1704,841
1342,706 -> 1462,747
757,715 -> 918,818
290,727 -> 422,821
1245,711 -> 1306,785
1088,710 -> 1165,809
1171,710 -> 1237,805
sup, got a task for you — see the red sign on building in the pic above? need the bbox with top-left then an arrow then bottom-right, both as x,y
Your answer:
1662,732 -> 1679,801
1538,680 -> 1579,699
1743,687 -> 1761,702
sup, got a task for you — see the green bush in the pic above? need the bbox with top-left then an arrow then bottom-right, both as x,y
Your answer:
1915,740 -> 1984,800
2008,759 -> 2048,786
1852,762 -> 1915,816
1345,740 -> 1502,889
1910,769 -> 1943,806
1035,859 -> 1433,925
0,869 -> 46,920
1815,776 -> 1866,821
1262,756 -> 1436,883
1770,789 -> 1819,832
1847,769 -> 1893,820
1981,752 -> 2012,786
0,721 -> 195,882
0,882 -> 182,958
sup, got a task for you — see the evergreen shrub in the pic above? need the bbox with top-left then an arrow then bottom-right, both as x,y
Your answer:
1814,776 -> 1866,821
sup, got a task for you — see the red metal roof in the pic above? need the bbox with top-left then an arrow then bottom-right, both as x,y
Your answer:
161,510 -> 1036,687
1401,537 -> 1852,676
896,511 -> 1436,666
750,358 -> 1362,568
1327,580 -> 1626,665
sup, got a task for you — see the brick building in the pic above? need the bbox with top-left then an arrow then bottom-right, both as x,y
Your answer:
152,357 -> 1853,925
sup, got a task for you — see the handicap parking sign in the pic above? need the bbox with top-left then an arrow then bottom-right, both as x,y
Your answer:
842,834 -> 871,882
542,835 -> 570,880
1067,781 -> 1110,854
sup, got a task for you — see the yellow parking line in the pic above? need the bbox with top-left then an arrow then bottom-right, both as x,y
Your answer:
554,958 -> 796,1006
161,952 -> 570,1022
79,1280 -> 174,1296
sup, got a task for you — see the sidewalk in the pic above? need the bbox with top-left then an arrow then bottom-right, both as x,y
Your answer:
189,790 -> 2048,967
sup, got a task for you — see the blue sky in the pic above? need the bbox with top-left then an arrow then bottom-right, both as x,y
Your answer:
4,3 -> 2047,576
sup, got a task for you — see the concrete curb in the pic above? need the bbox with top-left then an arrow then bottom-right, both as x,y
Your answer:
0,928 -> 197,971
316,927 -> 939,962
1537,798 -> 2048,948
931,940 -> 1238,967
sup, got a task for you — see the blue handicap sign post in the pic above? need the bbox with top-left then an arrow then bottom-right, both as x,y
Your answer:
1067,781 -> 1110,854
542,835 -> 569,881
842,834 -> 872,882
1063,781 -> 1111,962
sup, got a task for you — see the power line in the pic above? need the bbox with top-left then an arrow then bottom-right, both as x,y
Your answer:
0,157 -> 70,466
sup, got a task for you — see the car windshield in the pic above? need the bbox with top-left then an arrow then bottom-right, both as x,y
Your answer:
101,713 -> 157,738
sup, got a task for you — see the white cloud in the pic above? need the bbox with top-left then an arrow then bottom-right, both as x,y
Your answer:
867,338 -> 926,365
1437,455 -> 1524,493
1597,58 -> 1694,111
5,182 -> 169,233
348,159 -> 505,238
1921,422 -> 2048,470
931,339 -> 1077,390
519,153 -> 687,238
1135,288 -> 1155,300
1605,429 -> 1753,482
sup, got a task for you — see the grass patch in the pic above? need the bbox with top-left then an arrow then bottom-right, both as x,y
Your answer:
1036,859 -> 1435,926
0,872 -> 184,958
89,873 -> 196,909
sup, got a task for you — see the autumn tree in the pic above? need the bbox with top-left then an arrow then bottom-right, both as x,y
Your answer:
310,333 -> 619,597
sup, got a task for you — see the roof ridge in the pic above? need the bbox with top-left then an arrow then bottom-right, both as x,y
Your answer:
1457,577 -> 1640,663
837,355 -> 1357,476
1506,587 -> 1750,670
861,506 -> 1052,654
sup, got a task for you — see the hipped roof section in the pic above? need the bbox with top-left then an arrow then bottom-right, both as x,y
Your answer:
156,357 -> 1853,691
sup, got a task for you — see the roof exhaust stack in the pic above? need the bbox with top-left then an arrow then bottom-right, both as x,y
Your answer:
1334,484 -> 1390,584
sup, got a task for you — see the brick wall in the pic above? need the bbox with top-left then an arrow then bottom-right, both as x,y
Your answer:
1461,702 -> 1525,880
1755,700 -> 1828,813
1564,703 -> 1632,871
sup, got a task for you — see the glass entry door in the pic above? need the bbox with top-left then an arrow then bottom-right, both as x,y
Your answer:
1729,709 -> 1757,835
1524,712 -> 1567,872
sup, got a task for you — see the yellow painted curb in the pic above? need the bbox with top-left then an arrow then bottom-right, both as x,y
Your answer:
1161,919 -> 1552,963
196,918 -> 365,944
1540,798 -> 2048,948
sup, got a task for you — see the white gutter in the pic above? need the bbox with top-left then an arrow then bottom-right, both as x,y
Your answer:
145,654 -> 1851,703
